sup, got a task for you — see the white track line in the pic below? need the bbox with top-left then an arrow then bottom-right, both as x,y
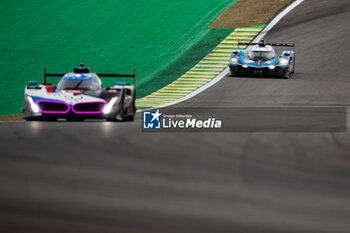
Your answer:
137,0 -> 305,111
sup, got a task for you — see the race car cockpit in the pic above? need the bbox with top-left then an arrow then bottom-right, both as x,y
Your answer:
247,46 -> 276,61
56,74 -> 102,92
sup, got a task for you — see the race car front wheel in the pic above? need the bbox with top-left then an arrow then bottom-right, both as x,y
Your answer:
291,55 -> 296,74
107,106 -> 135,121
284,70 -> 292,79
123,110 -> 135,121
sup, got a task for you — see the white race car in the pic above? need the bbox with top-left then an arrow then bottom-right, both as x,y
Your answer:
23,64 -> 136,121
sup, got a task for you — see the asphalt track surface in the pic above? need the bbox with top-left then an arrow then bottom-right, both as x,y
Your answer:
1,0 -> 350,232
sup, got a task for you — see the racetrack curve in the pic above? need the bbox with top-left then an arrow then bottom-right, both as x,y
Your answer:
1,0 -> 350,232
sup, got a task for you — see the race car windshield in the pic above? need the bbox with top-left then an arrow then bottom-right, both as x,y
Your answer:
248,51 -> 275,60
57,78 -> 100,91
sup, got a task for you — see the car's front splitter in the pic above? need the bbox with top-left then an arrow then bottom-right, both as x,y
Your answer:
229,65 -> 289,77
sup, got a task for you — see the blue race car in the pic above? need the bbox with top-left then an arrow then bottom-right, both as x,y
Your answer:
229,40 -> 295,79
23,63 -> 136,121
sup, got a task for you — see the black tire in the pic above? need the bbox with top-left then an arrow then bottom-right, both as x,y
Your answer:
123,115 -> 134,121
284,59 -> 295,79
292,55 -> 296,74
119,90 -> 136,122
229,68 -> 238,77
123,108 -> 135,121
284,72 -> 291,79
123,97 -> 136,122
106,117 -> 118,122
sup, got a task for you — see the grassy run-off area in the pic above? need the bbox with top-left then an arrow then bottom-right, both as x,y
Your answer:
209,0 -> 294,28
0,0 -> 237,115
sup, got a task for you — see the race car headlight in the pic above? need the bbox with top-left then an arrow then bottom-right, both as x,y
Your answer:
103,97 -> 118,114
230,58 -> 238,64
27,96 -> 40,113
243,65 -> 248,68
269,65 -> 276,70
279,58 -> 289,66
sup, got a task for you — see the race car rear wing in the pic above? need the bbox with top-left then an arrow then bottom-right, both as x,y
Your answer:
237,40 -> 295,50
96,68 -> 137,86
44,64 -> 137,86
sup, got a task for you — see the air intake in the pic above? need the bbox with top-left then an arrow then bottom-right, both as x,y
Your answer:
36,100 -> 70,114
72,101 -> 106,114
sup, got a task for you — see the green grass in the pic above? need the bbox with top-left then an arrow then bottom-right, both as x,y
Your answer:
137,29 -> 232,98
0,0 -> 237,115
